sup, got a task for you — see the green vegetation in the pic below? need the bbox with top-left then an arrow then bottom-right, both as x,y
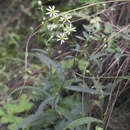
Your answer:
0,94 -> 33,130
0,0 -> 129,130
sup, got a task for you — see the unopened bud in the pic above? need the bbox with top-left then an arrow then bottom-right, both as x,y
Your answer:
38,1 -> 42,5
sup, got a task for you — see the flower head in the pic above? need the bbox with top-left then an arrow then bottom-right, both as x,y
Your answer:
64,24 -> 76,35
60,15 -> 72,24
46,6 -> 59,17
57,33 -> 68,44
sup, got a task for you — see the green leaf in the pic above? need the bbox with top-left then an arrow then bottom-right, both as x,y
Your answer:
64,85 -> 110,95
60,59 -> 74,68
16,96 -> 55,130
37,96 -> 55,114
15,114 -> 37,130
8,86 -> 43,98
0,109 -> 5,116
63,117 -> 102,130
4,94 -> 33,114
1,115 -> 23,124
56,120 -> 68,130
83,31 -> 89,39
8,123 -> 18,130
0,94 -> 33,130
76,35 -> 85,40
56,106 -> 73,120
83,25 -> 92,32
96,126 -> 103,130
36,52 -> 64,81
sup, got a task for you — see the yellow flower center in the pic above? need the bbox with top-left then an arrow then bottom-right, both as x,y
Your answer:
50,9 -> 55,13
65,17 -> 68,21
68,28 -> 72,32
60,36 -> 64,40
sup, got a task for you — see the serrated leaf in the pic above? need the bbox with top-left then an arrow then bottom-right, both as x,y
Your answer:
1,115 -> 23,124
4,94 -> 33,114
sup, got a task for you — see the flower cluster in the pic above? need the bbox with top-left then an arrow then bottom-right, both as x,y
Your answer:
47,23 -> 57,31
38,2 -> 76,44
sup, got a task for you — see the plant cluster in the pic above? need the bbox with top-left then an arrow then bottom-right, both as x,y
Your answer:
0,95 -> 33,130
0,0 -> 129,130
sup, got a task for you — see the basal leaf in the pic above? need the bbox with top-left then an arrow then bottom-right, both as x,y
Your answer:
63,117 -> 102,130
16,96 -> 55,130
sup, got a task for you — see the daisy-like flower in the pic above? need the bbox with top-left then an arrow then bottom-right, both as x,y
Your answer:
47,23 -> 58,31
46,6 -> 59,17
60,15 -> 72,24
57,33 -> 68,44
64,24 -> 76,35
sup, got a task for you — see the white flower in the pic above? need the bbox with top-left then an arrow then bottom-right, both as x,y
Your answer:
57,33 -> 68,44
38,0 -> 42,5
47,23 -> 58,30
60,15 -> 72,23
64,24 -> 76,35
46,6 -> 59,17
